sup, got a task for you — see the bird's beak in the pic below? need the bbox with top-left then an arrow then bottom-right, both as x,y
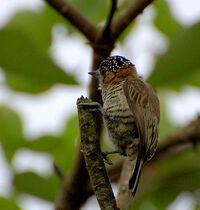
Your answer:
88,70 -> 100,79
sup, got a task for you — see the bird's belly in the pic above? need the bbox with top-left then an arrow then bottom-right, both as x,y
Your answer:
102,82 -> 139,154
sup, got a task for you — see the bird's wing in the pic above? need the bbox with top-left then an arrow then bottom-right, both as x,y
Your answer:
123,78 -> 160,160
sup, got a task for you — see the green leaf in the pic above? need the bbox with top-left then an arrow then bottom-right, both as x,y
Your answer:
183,68 -> 200,88
4,6 -> 74,51
63,114 -> 79,145
24,115 -> 78,171
148,23 -> 200,90
0,105 -> 77,171
0,197 -> 20,210
13,172 -> 59,201
23,136 -> 61,153
57,115 -> 79,170
153,0 -> 183,37
6,11 -> 53,52
0,106 -> 25,163
0,28 -> 77,93
42,115 -> 78,171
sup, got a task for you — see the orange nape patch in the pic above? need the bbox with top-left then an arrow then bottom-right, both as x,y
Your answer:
102,67 -> 138,89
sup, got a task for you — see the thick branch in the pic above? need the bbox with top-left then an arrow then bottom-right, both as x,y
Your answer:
77,97 -> 119,210
110,0 -> 154,41
44,0 -> 99,42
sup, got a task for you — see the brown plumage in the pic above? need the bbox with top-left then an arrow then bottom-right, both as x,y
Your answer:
93,55 -> 160,196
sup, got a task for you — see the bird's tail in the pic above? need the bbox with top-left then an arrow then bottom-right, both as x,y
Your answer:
129,155 -> 144,196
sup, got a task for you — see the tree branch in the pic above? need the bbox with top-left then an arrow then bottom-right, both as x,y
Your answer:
110,0 -> 154,41
77,97 -> 119,210
44,0 -> 99,42
103,0 -> 118,36
116,158 -> 133,210
53,162 -> 64,180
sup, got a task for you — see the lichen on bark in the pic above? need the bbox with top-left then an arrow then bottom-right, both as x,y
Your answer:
77,96 -> 119,210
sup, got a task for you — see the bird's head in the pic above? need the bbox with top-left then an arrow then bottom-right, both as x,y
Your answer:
89,55 -> 138,89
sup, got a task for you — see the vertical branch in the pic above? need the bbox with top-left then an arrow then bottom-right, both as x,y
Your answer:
117,158 -> 133,210
77,97 -> 119,210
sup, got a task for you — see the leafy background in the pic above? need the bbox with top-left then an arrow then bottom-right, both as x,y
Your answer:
0,0 -> 200,209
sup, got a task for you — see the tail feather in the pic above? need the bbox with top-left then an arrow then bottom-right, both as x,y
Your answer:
129,156 -> 144,196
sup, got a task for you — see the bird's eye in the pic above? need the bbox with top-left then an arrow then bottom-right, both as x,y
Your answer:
100,67 -> 106,75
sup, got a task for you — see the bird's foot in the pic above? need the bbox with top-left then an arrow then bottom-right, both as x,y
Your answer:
78,102 -> 106,117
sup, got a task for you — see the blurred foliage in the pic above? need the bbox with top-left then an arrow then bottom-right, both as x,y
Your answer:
4,8 -> 64,52
148,23 -> 200,90
0,0 -> 199,209
0,106 -> 78,170
131,150 -> 200,210
0,6 -> 78,94
0,28 -> 77,93
13,172 -> 59,201
0,197 -> 20,210
0,106 -> 25,163
0,106 -> 78,205
156,90 -> 176,139
68,0 -> 109,25
153,0 -> 183,37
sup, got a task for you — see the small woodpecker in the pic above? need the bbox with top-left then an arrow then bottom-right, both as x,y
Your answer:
89,55 -> 160,196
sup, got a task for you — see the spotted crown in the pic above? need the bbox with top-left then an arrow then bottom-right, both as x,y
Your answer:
99,55 -> 134,75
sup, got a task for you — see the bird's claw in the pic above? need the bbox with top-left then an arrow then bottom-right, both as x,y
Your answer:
78,102 -> 98,111
78,102 -> 106,116
101,152 -> 113,165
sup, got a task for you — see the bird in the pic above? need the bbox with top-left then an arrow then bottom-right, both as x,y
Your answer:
88,55 -> 160,196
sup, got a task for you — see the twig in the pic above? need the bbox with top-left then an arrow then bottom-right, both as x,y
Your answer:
44,0 -> 99,42
116,157 -> 133,210
103,0 -> 118,36
110,0 -> 154,41
77,97 -> 119,210
53,162 -> 64,180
